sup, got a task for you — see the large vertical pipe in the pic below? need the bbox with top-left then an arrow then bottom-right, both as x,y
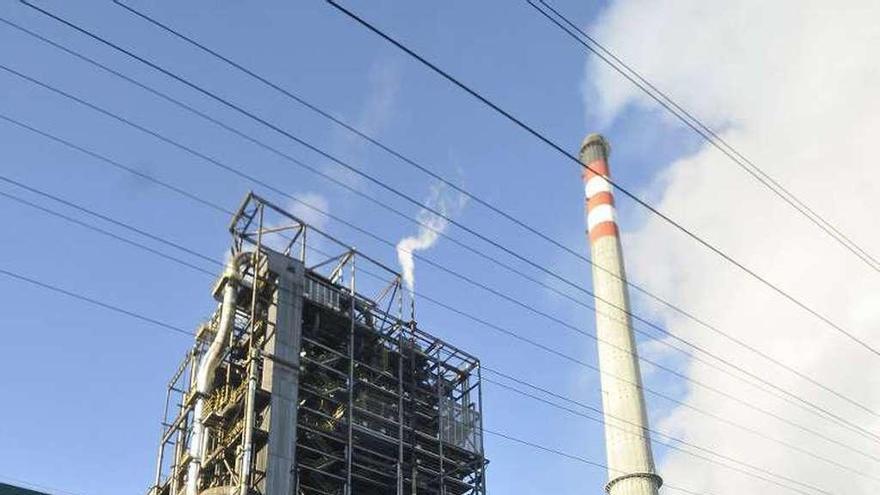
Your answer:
187,251 -> 249,495
580,134 -> 662,495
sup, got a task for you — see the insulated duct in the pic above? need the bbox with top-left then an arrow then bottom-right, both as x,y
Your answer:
186,251 -> 251,495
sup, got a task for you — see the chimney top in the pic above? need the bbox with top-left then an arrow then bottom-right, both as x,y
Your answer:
580,133 -> 611,158
579,133 -> 611,169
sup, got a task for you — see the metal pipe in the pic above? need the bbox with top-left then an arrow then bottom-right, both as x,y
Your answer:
239,346 -> 259,495
186,250 -> 250,495
240,205 -> 265,495
580,134 -> 661,495
475,364 -> 486,495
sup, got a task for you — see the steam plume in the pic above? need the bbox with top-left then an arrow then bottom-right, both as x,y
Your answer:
396,184 -> 466,292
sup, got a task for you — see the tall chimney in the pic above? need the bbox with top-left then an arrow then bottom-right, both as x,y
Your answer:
580,134 -> 662,495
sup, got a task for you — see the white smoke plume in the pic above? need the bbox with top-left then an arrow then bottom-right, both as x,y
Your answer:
396,183 -> 466,292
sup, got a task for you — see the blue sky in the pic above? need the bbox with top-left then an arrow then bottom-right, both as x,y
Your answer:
0,1 -> 704,494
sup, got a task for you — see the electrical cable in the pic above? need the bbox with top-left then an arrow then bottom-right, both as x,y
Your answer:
1,66 -> 876,454
3,61 -> 875,451
483,376 -> 831,495
527,0 -> 880,273
5,3 -> 870,492
2,13 -> 874,444
320,0 -> 880,361
0,188 -> 215,277
0,205 -> 718,495
479,427 -> 711,495
409,281 -> 880,475
0,252 -> 715,495
94,3 -> 878,420
0,186 -> 841,495
2,119 -> 878,477
0,266 -> 192,338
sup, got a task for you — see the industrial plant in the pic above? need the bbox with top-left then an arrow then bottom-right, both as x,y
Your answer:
146,193 -> 488,495
142,133 -> 661,495
5,1 -> 870,494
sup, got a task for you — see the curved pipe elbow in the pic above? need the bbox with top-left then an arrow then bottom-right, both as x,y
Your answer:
187,250 -> 253,495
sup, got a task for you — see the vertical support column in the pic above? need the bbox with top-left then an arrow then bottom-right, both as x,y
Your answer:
300,227 -> 307,264
346,254 -> 356,495
171,417 -> 184,495
397,329 -> 405,495
240,347 -> 260,494
262,250 -> 305,495
475,364 -> 486,495
408,322 -> 418,495
580,134 -> 662,495
240,208 -> 265,495
397,281 -> 406,495
154,386 -> 172,491
172,350 -> 196,495
435,347 -> 446,495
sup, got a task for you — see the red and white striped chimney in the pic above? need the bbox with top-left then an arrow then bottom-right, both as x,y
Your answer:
583,135 -> 619,243
580,134 -> 662,495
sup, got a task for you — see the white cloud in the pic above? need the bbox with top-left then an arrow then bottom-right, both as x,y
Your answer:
354,61 -> 401,140
586,0 -> 880,492
288,192 -> 329,231
327,60 -> 401,189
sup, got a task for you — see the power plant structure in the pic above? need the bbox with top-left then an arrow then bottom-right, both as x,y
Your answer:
581,134 -> 662,495
142,134 -> 656,495
147,193 -> 487,495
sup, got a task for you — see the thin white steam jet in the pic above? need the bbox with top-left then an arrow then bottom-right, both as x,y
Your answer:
396,183 -> 466,293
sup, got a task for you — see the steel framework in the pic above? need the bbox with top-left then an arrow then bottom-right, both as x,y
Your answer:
148,193 -> 487,495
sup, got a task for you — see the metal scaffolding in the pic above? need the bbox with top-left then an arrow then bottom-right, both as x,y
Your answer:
148,193 -> 487,495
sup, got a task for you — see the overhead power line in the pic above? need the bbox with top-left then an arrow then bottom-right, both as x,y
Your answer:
0,188 -> 215,277
0,266 -> 192,338
0,183 -> 846,495
320,0 -> 880,360
0,213 -> 701,495
2,116 -> 878,477
4,8 -> 876,444
4,3 -> 874,492
483,375 -> 830,495
0,17 -> 827,437
3,57 -> 876,452
479,429 -> 704,495
97,2 -> 878,420
527,0 -> 880,273
409,283 -> 880,478
5,11 -> 879,446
